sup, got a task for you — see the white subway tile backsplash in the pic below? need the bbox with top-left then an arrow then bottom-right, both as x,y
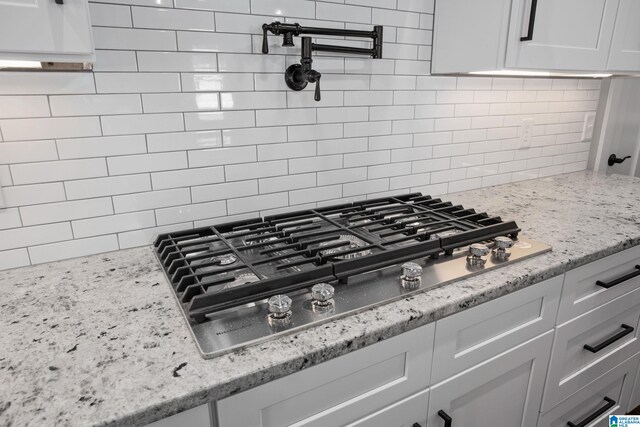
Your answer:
65,175 -> 151,200
49,94 -> 142,117
225,160 -> 287,181
151,166 -> 224,190
29,235 -> 120,264
192,180 -> 257,203
228,192 -> 288,215
175,0 -> 249,13
0,140 -> 58,164
142,93 -> 219,113
0,117 -> 101,141
156,201 -> 227,225
93,27 -> 177,51
11,158 -> 107,185
148,130 -> 221,152
0,0 -> 601,269
0,72 -> 95,95
0,96 -> 50,119
89,3 -> 132,27
108,152 -> 188,175
177,31 -> 251,53
72,211 -> 156,238
113,188 -> 192,213
95,73 -> 180,94
1,183 -> 66,207
185,110 -> 255,130
0,223 -> 72,251
20,198 -> 113,226
132,7 -> 215,31
102,113 -> 184,136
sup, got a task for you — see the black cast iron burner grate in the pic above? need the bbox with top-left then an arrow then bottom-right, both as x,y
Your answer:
153,193 -> 520,323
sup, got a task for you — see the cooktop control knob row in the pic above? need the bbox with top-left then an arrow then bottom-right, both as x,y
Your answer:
401,262 -> 422,290
311,283 -> 334,306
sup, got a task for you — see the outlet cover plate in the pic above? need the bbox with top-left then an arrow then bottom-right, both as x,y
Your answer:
581,112 -> 596,142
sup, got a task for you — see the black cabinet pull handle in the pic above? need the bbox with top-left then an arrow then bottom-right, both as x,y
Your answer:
520,0 -> 538,41
54,0 -> 63,4
438,410 -> 452,427
412,424 -> 422,427
566,396 -> 616,427
584,324 -> 634,353
596,265 -> 640,289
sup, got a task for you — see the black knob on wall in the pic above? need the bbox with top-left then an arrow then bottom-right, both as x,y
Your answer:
608,154 -> 631,166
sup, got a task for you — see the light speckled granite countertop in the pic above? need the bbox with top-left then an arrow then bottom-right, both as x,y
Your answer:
1,171 -> 639,427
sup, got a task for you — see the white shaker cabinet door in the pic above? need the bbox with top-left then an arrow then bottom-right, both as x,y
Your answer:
608,0 -> 640,71
0,0 -> 94,62
426,331 -> 553,427
506,0 -> 619,71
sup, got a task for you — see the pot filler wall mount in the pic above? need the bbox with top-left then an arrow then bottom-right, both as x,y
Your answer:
261,21 -> 384,101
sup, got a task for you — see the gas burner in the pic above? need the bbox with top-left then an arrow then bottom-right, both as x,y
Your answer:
212,253 -> 238,265
319,235 -> 372,260
347,216 -> 372,226
243,235 -> 278,246
225,272 -> 260,289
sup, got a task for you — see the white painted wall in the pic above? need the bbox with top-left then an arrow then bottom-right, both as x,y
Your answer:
0,0 -> 601,270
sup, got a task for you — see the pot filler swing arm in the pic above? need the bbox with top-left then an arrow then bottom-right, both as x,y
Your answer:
261,21 -> 384,101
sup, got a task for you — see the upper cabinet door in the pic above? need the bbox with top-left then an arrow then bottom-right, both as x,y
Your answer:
0,0 -> 94,62
505,0 -> 619,71
608,0 -> 640,71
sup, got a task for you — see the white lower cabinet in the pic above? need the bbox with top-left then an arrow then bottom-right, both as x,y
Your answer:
542,287 -> 640,411
538,354 -> 639,427
215,323 -> 434,427
346,389 -> 429,427
630,358 -> 640,412
426,331 -> 553,427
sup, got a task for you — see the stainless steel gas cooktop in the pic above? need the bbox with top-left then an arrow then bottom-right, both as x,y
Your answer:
153,193 -> 550,358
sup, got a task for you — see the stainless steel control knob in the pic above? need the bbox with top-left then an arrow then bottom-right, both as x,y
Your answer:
467,243 -> 489,267
469,243 -> 490,257
311,283 -> 334,305
494,236 -> 514,249
402,262 -> 423,279
401,262 -> 422,290
268,294 -> 292,318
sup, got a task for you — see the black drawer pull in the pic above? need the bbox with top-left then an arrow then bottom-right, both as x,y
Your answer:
438,410 -> 452,427
566,396 -> 616,427
584,324 -> 634,353
520,0 -> 538,41
596,265 -> 640,289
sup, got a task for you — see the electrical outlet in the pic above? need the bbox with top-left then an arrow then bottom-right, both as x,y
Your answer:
519,117 -> 534,149
581,112 -> 596,142
0,184 -> 4,209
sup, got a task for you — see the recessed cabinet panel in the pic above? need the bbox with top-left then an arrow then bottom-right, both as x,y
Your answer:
608,0 -> 640,71
431,275 -> 561,383
216,323 -> 434,427
505,0 -> 620,71
427,331 -> 553,427
537,354 -> 639,427
630,358 -> 640,412
0,0 -> 94,62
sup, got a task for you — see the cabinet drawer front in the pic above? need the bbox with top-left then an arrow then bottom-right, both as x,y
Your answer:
559,245 -> 640,323
216,323 -> 434,427
543,288 -> 640,411
431,276 -> 561,383
346,389 -> 429,427
538,354 -> 639,427
427,331 -> 553,427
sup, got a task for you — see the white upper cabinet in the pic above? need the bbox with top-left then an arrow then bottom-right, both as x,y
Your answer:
0,0 -> 94,63
506,0 -> 619,71
608,0 -> 640,71
432,0 -> 640,74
